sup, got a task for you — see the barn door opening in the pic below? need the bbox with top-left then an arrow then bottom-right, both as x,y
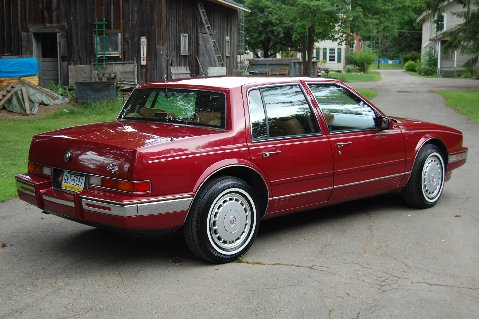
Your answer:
33,33 -> 59,88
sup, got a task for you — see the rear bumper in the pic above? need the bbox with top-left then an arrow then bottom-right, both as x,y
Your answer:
16,174 -> 192,231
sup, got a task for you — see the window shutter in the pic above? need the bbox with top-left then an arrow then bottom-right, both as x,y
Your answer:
323,48 -> 327,61
337,48 -> 342,63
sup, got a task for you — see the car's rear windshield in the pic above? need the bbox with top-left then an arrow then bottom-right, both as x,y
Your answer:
119,88 -> 226,129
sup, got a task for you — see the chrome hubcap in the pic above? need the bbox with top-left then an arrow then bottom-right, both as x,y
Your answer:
422,153 -> 444,202
207,188 -> 255,255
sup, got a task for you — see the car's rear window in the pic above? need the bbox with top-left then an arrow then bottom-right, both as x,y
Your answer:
119,88 -> 226,129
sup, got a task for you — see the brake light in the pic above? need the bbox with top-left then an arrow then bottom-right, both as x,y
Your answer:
90,176 -> 150,193
28,162 -> 52,176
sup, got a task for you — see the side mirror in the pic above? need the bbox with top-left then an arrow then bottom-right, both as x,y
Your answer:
378,116 -> 391,130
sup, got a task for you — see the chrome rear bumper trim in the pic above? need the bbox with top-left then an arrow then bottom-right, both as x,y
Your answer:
16,181 -> 35,196
43,195 -> 75,207
80,197 -> 193,217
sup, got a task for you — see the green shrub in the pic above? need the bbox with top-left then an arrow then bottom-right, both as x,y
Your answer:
344,65 -> 356,73
402,51 -> 420,63
321,67 -> 331,77
47,83 -> 76,100
334,74 -> 348,82
416,65 -> 436,76
404,61 -> 417,72
347,51 -> 376,73
417,49 -> 438,76
458,69 -> 478,78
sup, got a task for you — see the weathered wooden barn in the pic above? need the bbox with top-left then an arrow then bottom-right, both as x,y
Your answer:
0,0 -> 247,86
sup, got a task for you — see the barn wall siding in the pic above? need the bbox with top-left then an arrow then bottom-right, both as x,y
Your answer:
0,0 -> 239,84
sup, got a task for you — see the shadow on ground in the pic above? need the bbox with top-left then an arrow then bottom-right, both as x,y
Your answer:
48,191 -> 408,265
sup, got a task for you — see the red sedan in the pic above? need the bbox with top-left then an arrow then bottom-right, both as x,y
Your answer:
16,77 -> 467,263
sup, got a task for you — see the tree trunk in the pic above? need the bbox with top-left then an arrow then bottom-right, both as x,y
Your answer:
306,25 -> 315,77
301,49 -> 307,76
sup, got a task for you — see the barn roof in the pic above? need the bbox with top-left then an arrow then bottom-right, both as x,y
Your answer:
208,0 -> 250,12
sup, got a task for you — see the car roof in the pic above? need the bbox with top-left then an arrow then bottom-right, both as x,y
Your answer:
141,76 -> 339,90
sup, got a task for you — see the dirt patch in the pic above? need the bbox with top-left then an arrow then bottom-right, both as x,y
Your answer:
0,103 -> 74,120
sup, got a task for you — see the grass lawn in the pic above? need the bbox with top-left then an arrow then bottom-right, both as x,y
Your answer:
437,90 -> 479,123
327,71 -> 380,82
0,100 -> 123,202
355,88 -> 378,100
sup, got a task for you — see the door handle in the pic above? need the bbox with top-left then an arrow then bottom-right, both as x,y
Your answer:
337,142 -> 352,149
336,142 -> 352,154
262,150 -> 281,158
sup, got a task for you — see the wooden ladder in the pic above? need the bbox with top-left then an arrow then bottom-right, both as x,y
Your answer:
197,2 -> 224,67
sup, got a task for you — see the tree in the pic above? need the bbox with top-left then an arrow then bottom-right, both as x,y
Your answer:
429,0 -> 479,71
241,0 -> 340,74
242,0 -> 292,58
286,0 -> 340,75
346,0 -> 426,61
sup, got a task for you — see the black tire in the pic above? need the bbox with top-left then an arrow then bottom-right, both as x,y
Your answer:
183,176 -> 259,263
402,144 -> 446,209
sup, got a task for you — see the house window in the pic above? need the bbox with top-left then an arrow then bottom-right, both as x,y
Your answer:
436,13 -> 446,32
95,33 -> 122,56
95,0 -> 122,57
181,33 -> 189,55
328,48 -> 336,62
225,36 -> 231,57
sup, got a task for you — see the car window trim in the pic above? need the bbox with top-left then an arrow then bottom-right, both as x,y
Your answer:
305,82 -> 382,135
118,87 -> 229,130
246,83 -> 323,143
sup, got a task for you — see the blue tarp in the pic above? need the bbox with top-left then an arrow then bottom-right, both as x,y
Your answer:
376,58 -> 402,65
0,58 -> 39,78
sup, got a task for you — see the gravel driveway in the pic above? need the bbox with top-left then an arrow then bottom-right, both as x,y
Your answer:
1,71 -> 478,319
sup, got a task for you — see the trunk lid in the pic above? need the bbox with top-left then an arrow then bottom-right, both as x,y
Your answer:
29,121 -> 218,179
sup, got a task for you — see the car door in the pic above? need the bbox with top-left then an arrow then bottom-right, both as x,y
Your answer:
244,84 -> 334,215
306,83 -> 406,203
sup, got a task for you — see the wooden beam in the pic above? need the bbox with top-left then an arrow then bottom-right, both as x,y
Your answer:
161,0 -> 166,46
21,87 -> 31,115
0,87 -> 20,109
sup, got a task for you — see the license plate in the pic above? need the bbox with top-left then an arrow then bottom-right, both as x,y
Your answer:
53,169 -> 86,192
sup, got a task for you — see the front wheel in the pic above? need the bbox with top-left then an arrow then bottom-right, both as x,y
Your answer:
184,176 -> 259,263
402,144 -> 446,208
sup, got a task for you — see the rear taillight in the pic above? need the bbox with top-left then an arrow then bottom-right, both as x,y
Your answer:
28,162 -> 52,177
89,176 -> 150,193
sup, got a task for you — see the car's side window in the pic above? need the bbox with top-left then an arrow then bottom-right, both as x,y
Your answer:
308,84 -> 377,133
248,85 -> 320,141
248,89 -> 268,140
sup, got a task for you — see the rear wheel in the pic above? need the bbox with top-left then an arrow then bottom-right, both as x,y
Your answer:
402,144 -> 445,208
184,176 -> 259,263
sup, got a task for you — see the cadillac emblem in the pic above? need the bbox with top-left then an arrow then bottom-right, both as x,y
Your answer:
106,163 -> 119,174
64,151 -> 72,163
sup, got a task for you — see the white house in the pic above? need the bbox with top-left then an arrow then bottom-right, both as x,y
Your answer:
417,0 -> 478,75
313,39 -> 348,72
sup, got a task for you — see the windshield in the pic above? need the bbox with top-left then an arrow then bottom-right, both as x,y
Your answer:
119,88 -> 226,129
